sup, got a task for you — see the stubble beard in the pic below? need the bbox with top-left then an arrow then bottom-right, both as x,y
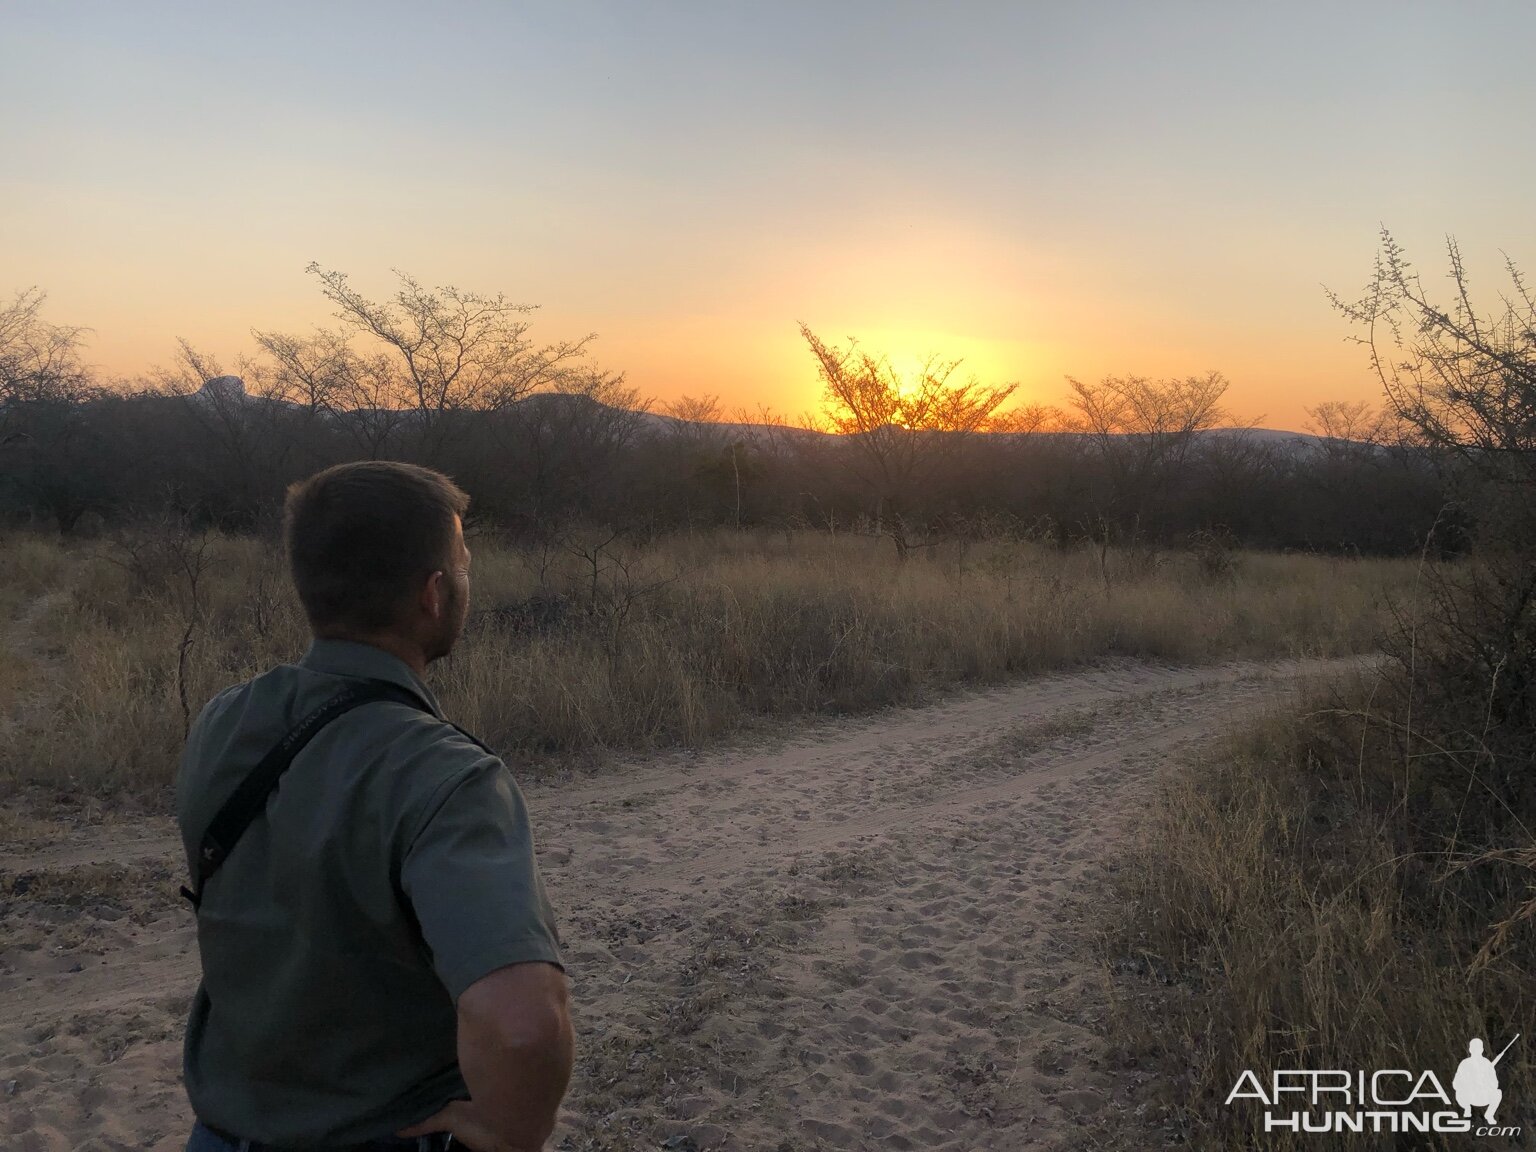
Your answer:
431,569 -> 469,663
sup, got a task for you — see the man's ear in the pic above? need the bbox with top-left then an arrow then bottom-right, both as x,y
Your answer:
421,569 -> 447,620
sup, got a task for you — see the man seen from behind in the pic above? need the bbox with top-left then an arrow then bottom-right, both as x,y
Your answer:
176,461 -> 573,1152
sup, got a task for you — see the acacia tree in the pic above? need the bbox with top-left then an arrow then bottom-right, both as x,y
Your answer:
799,323 -> 1018,558
306,264 -> 599,463
249,327 -> 411,459
0,289 -> 108,531
654,394 -> 769,530
660,393 -> 725,445
0,288 -> 90,407
1330,231 -> 1536,469
484,365 -> 649,539
1330,229 -> 1536,825
1305,398 -> 1394,453
148,341 -> 307,527
1066,371 -> 1230,546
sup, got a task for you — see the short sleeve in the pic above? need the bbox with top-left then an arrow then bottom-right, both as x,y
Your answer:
401,759 -> 564,1001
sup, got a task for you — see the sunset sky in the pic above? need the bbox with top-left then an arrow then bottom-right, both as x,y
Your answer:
5,1 -> 1534,431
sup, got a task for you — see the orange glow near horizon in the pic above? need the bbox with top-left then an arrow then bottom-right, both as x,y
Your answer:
6,173 -> 1412,435
19,186 -> 1417,436
47,289 -> 1377,434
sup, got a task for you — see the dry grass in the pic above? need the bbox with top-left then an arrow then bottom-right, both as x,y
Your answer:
1109,664 -> 1533,1149
0,527 -> 1415,796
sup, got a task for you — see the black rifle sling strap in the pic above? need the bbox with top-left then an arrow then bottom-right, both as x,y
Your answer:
180,679 -> 425,910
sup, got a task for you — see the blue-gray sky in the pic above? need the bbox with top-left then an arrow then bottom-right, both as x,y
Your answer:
5,1 -> 1533,427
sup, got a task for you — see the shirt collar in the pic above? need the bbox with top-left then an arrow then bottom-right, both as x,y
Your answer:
298,637 -> 445,720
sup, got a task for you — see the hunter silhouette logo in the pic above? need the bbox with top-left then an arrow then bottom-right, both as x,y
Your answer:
1454,1035 -> 1517,1124
1225,1033 -> 1522,1137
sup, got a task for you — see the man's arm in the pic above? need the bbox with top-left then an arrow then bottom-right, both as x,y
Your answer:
392,746 -> 572,1152
399,961 -> 574,1152
455,961 -> 575,1149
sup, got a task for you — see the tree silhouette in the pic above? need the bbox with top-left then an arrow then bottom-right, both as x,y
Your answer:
306,264 -> 598,463
799,323 -> 1018,558
1067,371 -> 1230,545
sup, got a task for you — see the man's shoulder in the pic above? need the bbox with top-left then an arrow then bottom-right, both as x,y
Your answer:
190,662 -> 305,729
386,713 -> 505,798
356,707 -> 510,849
299,683 -> 500,784
176,664 -> 308,831
352,694 -> 495,761
180,664 -> 503,832
195,677 -> 251,723
191,663 -> 489,762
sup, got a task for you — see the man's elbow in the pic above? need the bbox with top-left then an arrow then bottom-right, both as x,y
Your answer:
490,991 -> 572,1064
460,962 -> 573,1070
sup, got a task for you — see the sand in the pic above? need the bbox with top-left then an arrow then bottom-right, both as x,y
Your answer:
0,656 -> 1352,1151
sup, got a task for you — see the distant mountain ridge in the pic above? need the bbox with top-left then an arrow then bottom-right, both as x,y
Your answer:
187,375 -> 1334,450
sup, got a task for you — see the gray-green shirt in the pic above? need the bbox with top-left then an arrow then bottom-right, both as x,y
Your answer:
175,638 -> 563,1147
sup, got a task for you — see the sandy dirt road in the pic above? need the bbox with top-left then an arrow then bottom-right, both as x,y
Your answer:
0,656 -> 1357,1151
